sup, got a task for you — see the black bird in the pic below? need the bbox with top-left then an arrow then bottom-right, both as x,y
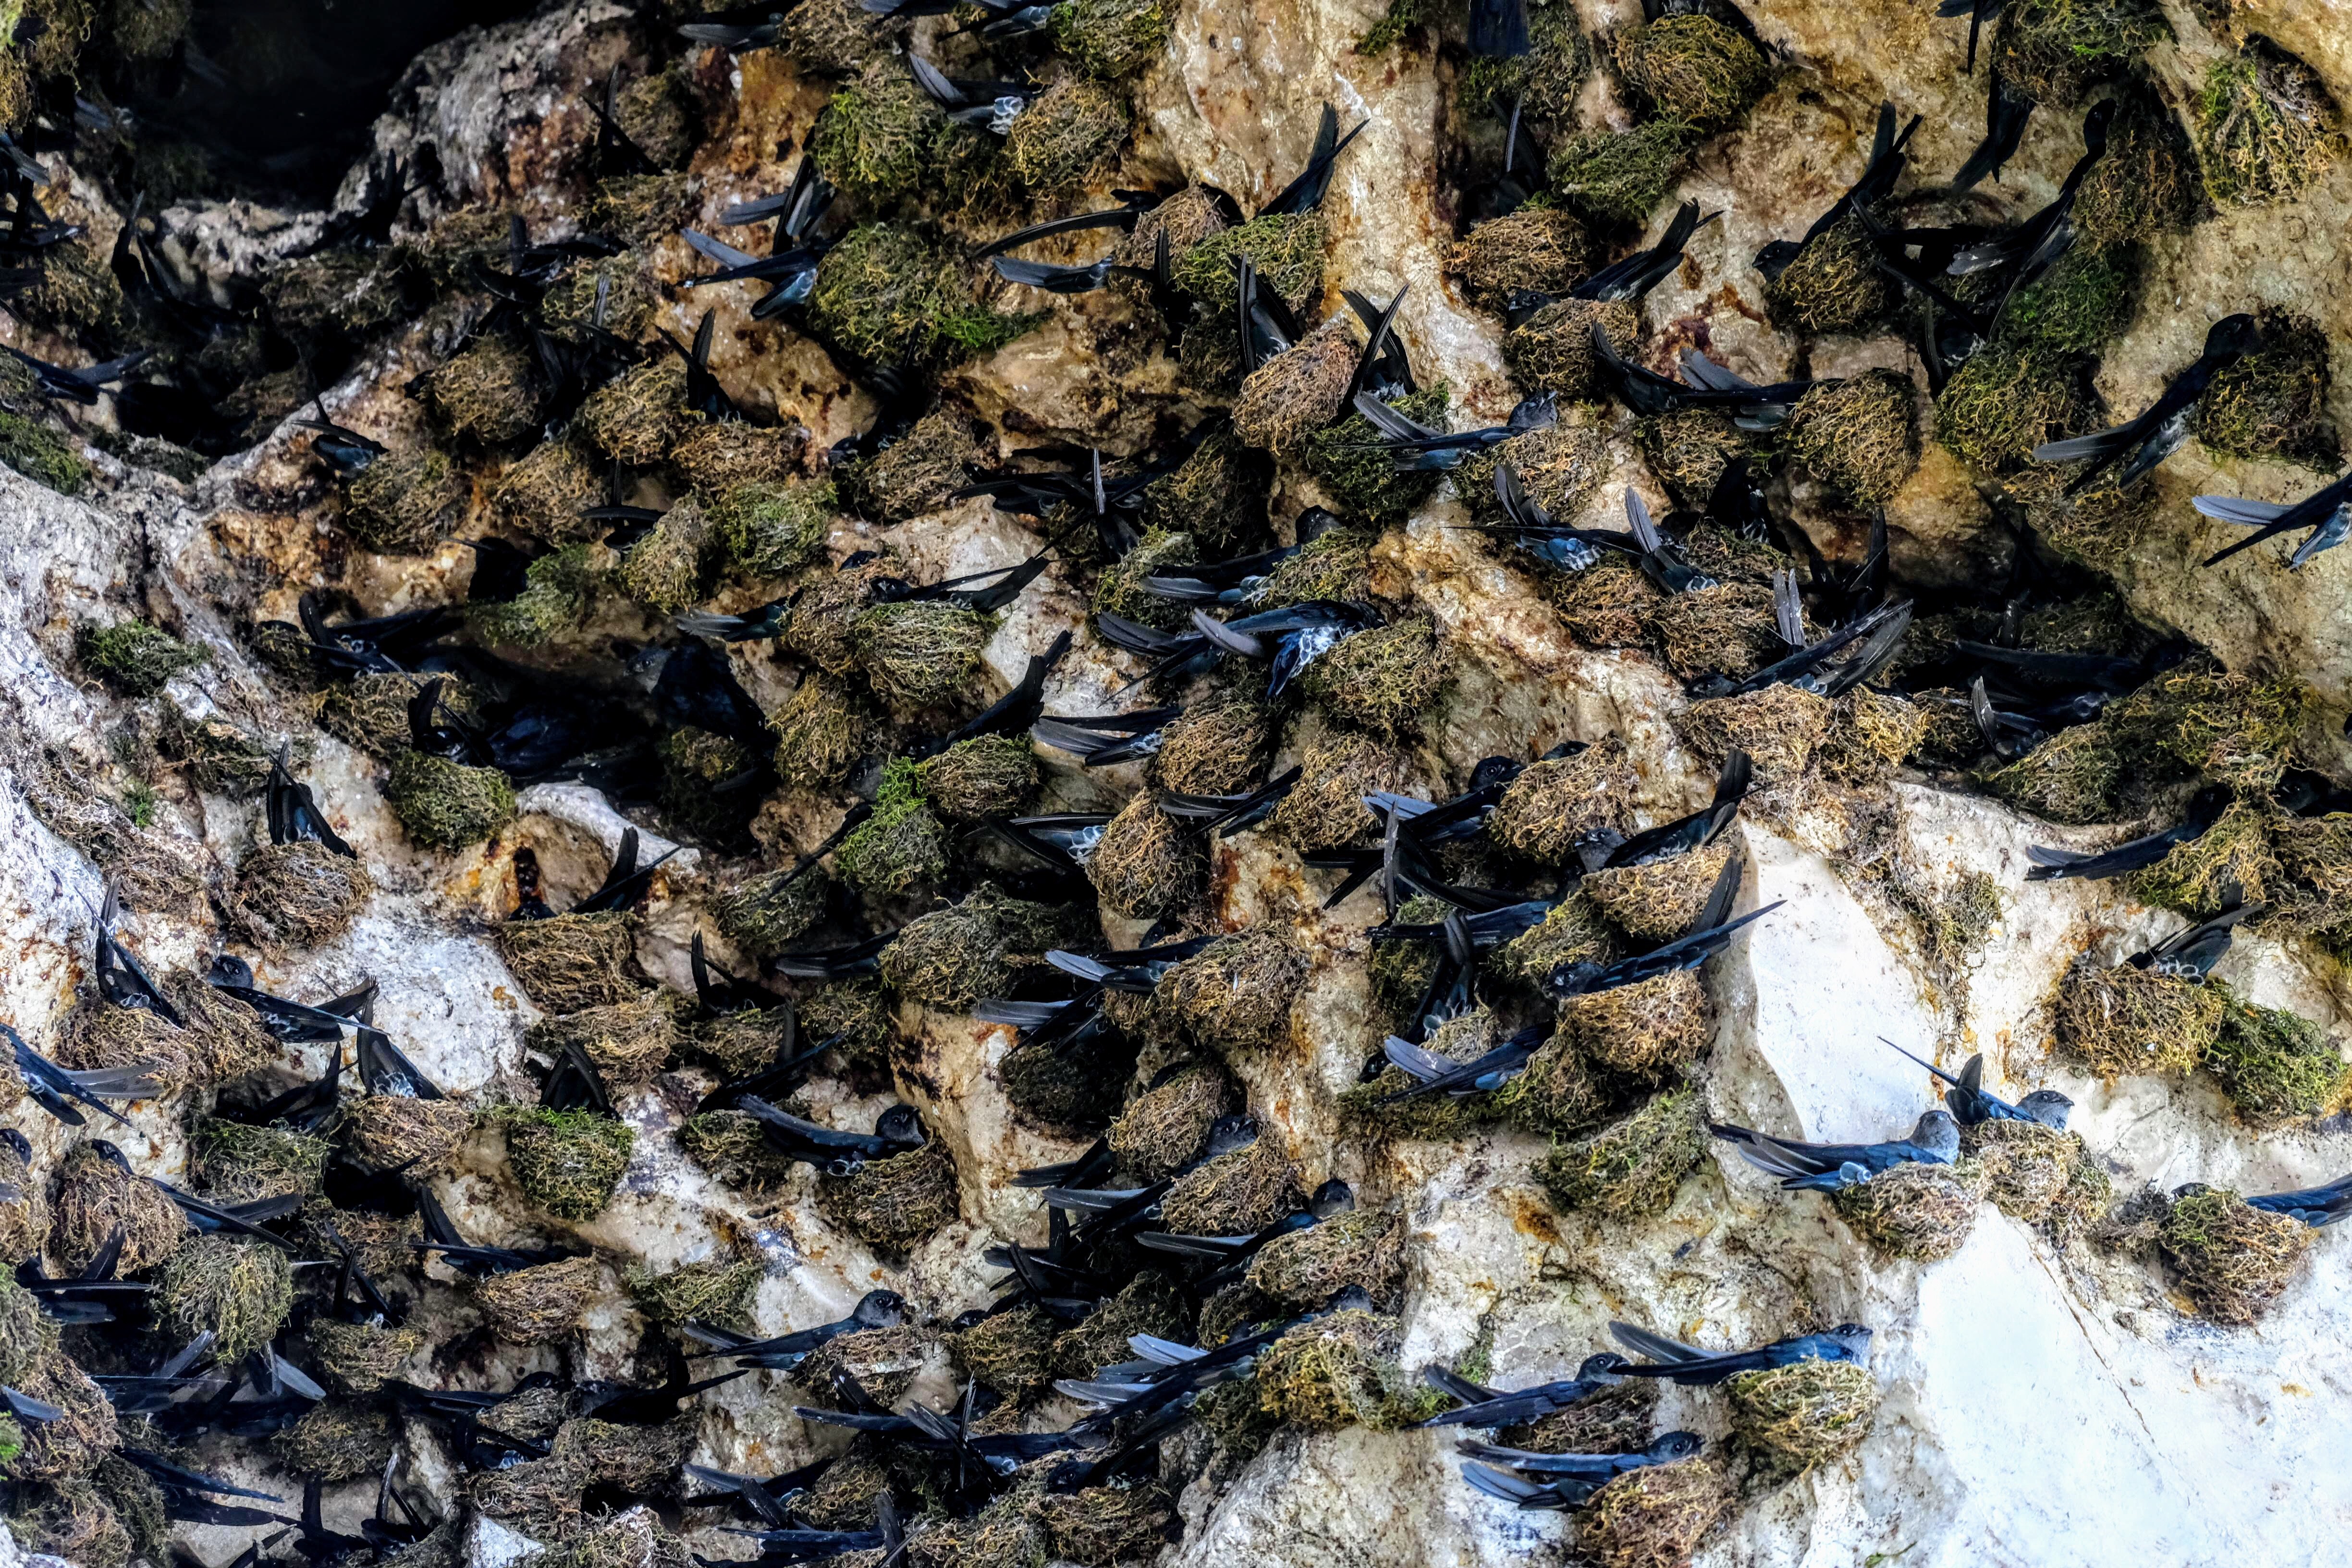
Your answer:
736,1097 -> 925,1174
2244,1173 -> 2352,1228
1182,600 -> 1387,697
2025,786 -> 2230,882
1139,535 -> 1324,610
540,1041 -> 613,1115
2195,468 -> 2352,572
1753,102 -> 1922,282
0,342 -> 150,403
1264,102 -> 1368,217
1610,1321 -> 1874,1382
1464,461 -> 1647,576
5,1023 -> 154,1127
293,399 -> 388,479
1419,1354 -> 1629,1429
355,1021 -> 444,1100
1934,0 -> 2004,73
628,637 -> 771,743
925,630 -> 1074,755
1577,200 -> 1717,303
570,827 -> 683,916
411,1190 -> 582,1279
1457,1431 -> 1705,1510
207,958 -> 374,1045
682,157 -> 836,316
1952,70 -> 2032,191
684,1288 -> 908,1370
677,12 -> 784,49
1136,1179 -> 1355,1273
1946,98 -> 2114,307
1379,1021 -> 1547,1102
1591,330 -> 1815,427
770,929 -> 899,981
1350,386 -> 1556,472
1689,596 -> 1914,702
2124,903 -> 2264,981
1545,853 -> 1782,999
1879,1041 -> 2074,1129
263,748 -> 357,858
2033,315 -> 2261,494
1710,1109 -> 1963,1191
1588,749 -> 1752,872
1032,706 -> 1184,768
94,886 -> 183,1024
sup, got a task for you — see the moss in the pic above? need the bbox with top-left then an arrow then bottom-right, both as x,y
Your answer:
1534,1086 -> 1707,1220
1503,297 -> 1642,404
577,358 -> 692,467
1306,384 -> 1450,526
1094,529 -> 1200,633
489,440 -> 602,544
420,336 -> 541,446
1583,842 -> 1734,945
1485,740 -> 1631,865
712,868 -> 828,959
612,66 -> 697,167
1499,1377 -> 1658,1454
191,1118 -> 329,1203
808,60 -> 953,204
1575,1457 -> 1735,1568
1005,75 -> 1130,196
1257,525 -> 1375,607
2132,799 -> 2280,919
1354,0 -> 1423,54
261,247 -> 410,347
678,1110 -> 799,1189
1492,893 -> 1615,990
272,1402 -> 393,1481
1172,212 -> 1325,314
673,421 -> 802,496
2203,990 -> 2349,1126
1829,1158 -> 1985,1260
308,1318 -> 426,1396
2195,307 -> 2340,468
494,1105 -> 637,1221
1767,210 -> 1897,336
8,1481 -> 127,1568
468,1454 -> 588,1537
1963,1119 -> 2083,1222
1106,1063 -> 1234,1177
1676,684 -> 1833,783
1001,1030 -> 1133,1125
801,977 -> 899,1070
0,1150 -> 44,1265
1089,791 -> 1206,919
617,498 -> 715,615
694,1005 -> 795,1078
1245,1208 -> 1404,1306
496,911 -> 637,1011
808,222 -> 1041,368
1991,0 -> 2168,107
587,172 -> 695,246
345,445 -> 467,554
20,239 -> 122,335
1547,119 -> 1698,226
780,0 -> 903,73
2159,1187 -> 2312,1323
541,253 -> 657,340
2052,961 -> 2225,1078
712,480 -> 833,579
1458,419 -> 1614,526
92,1452 -> 167,1566
1300,616 -> 1449,740
1785,368 -> 1919,504
817,1141 -> 960,1251
1256,1309 -> 1441,1432
1447,209 -> 1594,314
0,409 -> 87,493
227,838 -> 373,949
7,1350 -> 116,1481
1636,410 -> 1754,508
836,760 -> 951,896
854,600 -> 996,714
1817,689 -> 1931,787
839,409 -> 984,524
1622,15 -> 1770,131
1724,1360 -> 1880,1474
771,672 -> 876,789
1053,0 -> 1171,77
625,1256 -> 763,1329
2195,41 -> 2340,207
1157,684 -> 1277,794
1028,1484 -> 1171,1567
660,726 -> 762,842
1162,927 -> 1311,1054
75,624 -> 206,702
0,1277 -> 54,1389
530,992 -> 680,1088
792,1452 -> 889,1530
153,1235 -> 293,1360
384,748 -> 516,849
2004,244 -> 2142,355
1648,581 -> 1788,685
1458,0 -> 1589,124
1054,1270 -> 1191,1375
2077,84 -> 2200,249
1274,731 -> 1400,854
1162,1134 -> 1299,1234
472,1252 -> 602,1344
1344,1012 -> 1511,1140
881,883 -> 1069,1007
1233,316 -> 1363,456
2112,665 -> 2312,795
56,995 -> 200,1099
49,1142 -> 190,1274
1981,722 -> 2122,823
947,1303 -> 1058,1398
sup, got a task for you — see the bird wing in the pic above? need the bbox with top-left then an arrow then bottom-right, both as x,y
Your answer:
1622,488 -> 1663,553
1772,570 -> 1806,647
1380,1035 -> 1458,1083
2192,495 -> 2297,527
1608,1322 -> 1711,1363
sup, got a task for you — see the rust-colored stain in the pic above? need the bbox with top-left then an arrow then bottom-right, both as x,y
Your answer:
1511,1191 -> 1561,1245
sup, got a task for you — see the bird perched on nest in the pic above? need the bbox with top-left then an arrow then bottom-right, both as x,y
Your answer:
1880,1041 -> 2073,1129
1709,1109 -> 1961,1191
1610,1321 -> 1875,1381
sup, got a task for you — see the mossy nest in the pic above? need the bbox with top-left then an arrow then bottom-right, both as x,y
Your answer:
1107,1062 -> 1236,1178
0,1149 -> 46,1265
2159,1187 -> 2313,1324
2195,307 -> 2340,469
76,620 -> 208,695
1028,1483 -> 1173,1566
1963,1119 -> 2083,1223
2076,81 -> 2201,249
0,407 -> 88,495
1621,14 -> 1771,130
617,499 -> 716,616
56,996 -> 199,1099
166,969 -> 281,1079
1446,208 -> 1594,314
1828,1158 -> 1985,1261
659,726 -> 763,843
153,1235 -> 294,1361
1980,722 -> 2123,824
2134,799 -> 2281,921
472,1253 -> 602,1344
2202,991 -> 2350,1127
8,1480 -> 127,1567
1583,842 -> 1735,945
1534,1086 -> 1706,1219
1132,677 -> 1274,791
530,993 -> 681,1088
21,238 -> 124,335
778,0 -> 905,72
1725,1359 -> 1881,1473
712,480 -> 834,579
1492,892 -> 1615,990
1935,342 -> 2091,474
808,59 -> 955,204
797,1323 -> 936,1408
854,600 -> 996,714
1000,1032 -> 1133,1127
1676,685 -> 1833,783
271,1403 -> 393,1482
625,1257 -> 763,1328
489,439 -> 602,544
2111,664 -> 2311,796
835,765 -> 951,897
1300,617 -> 1450,741
0,1277 -> 55,1389
587,172 -> 696,245
880,884 -> 1070,1008
913,733 -> 1039,822
677,1110 -> 799,1190
495,1106 -> 637,1222
577,358 -> 692,467
713,869 -> 829,958
541,252 -> 658,339
1577,1457 -> 1735,1567
1257,526 -> 1375,607
7,1350 -> 118,1482
93,1452 -> 168,1566
2002,243 -> 2142,357
1140,423 -> 1270,553
1502,297 -> 1641,404
191,1118 -> 329,1203
1488,738 -> 1635,864
2194,40 -> 2340,208
50,1134 -> 190,1269
1635,410 -> 1754,508
471,544 -> 600,647
227,838 -> 372,949
693,1006 -> 795,1078
1254,1309 -> 1438,1432
1766,210 -> 1897,336
160,708 -> 284,795
1054,0 -> 1172,78
384,749 -> 516,849
1089,792 -> 1206,920
495,911 -> 637,1011
948,1302 -> 1058,1397
1004,75 -> 1130,196
1991,0 -> 2168,107
1547,119 -> 1698,226
1457,419 -> 1613,525
419,336 -> 541,445
1785,368 -> 1920,504
1232,318 -> 1362,456
1245,1208 -> 1405,1307
1344,1010 -> 1513,1141
1161,1134 -> 1300,1234
1054,1270 -> 1192,1378
771,672 -> 876,790
1817,689 -> 1931,787
1646,581 -> 1787,685
307,1318 -> 426,1396
808,222 -> 1039,369
817,1142 -> 961,1252
1500,1377 -> 1659,1455
1569,970 -> 1713,1086
672,422 -> 803,497
1272,731 -> 1406,854
1171,212 -> 1324,315
838,409 -> 984,524
801,977 -> 900,1072
2052,961 -> 2224,1078
1160,927 -> 1311,1052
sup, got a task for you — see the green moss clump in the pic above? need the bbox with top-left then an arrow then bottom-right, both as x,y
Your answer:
779,0 -> 904,74
1254,1310 -> 1444,1432
1767,210 -> 1897,336
1299,615 -> 1451,741
494,1106 -> 637,1222
1457,0 -> 1590,126
77,621 -> 207,695
1171,212 -> 1325,314
854,600 -> 996,713
8,1481 -> 127,1568
617,498 -> 716,615
1005,75 -> 1131,196
1829,1158 -> 1986,1261
714,867 -> 829,956
2195,308 -> 2340,469
1504,297 -> 1642,405
1355,0 -> 1424,55
837,409 -> 984,523
1935,343 -> 2090,474
191,1119 -> 329,1204
20,239 -> 123,335
817,1142 -> 961,1251
420,336 -> 541,446
1054,1271 -> 1191,1376
0,409 -> 88,493
1724,1360 -> 1881,1473
660,726 -> 762,842
1533,1087 -> 1706,1220
1053,0 -> 1171,77
2132,798 -> 2279,919
678,1110 -> 799,1189
91,1452 -> 167,1566
917,733 -> 1039,821
948,1303 -> 1059,1398
488,439 -> 601,544
881,882 -> 1071,1008
1981,722 -> 2124,823
799,977 -> 899,1072
2075,83 -> 2201,250
1547,119 -> 1697,226
306,1318 -> 425,1396
625,1257 -> 763,1327
1156,682 -> 1276,794
271,1403 -> 394,1482
1784,368 -> 1920,505
540,254 -> 656,341
1255,525 -> 1374,607
808,60 -> 953,204
2052,960 -> 2224,1078
835,758 -> 952,897
384,749 -> 516,849
1636,409 -> 1754,507
1093,529 -> 1199,633
2109,664 -> 2312,796
587,172 -> 695,247
714,480 -> 835,578
1306,384 -> 1450,526
2194,42 -> 2340,208
2002,244 -> 2142,355
1991,0 -> 2168,107
808,223 -> 1042,368
1270,730 -> 1399,853
2158,1187 -> 2312,1324
345,447 -> 466,553
468,550 -> 597,649
153,1236 -> 293,1361
2202,990 -> 2350,1127
576,357 -> 691,467
1491,892 -> 1615,989
770,672 -> 875,790
1446,209 -> 1593,314
1622,15 -> 1771,131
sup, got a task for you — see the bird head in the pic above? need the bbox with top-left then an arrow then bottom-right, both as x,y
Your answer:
1323,1285 -> 1375,1314
1576,1352 -> 1629,1383
1468,755 -> 1525,792
1651,1431 -> 1703,1459
1309,1179 -> 1354,1218
1543,959 -> 1604,999
1912,1109 -> 1962,1160
2207,313 -> 2262,360
855,1289 -> 907,1328
875,1103 -> 924,1147
622,643 -> 671,691
207,954 -> 256,989
90,1140 -> 134,1174
1204,1114 -> 1260,1156
0,1128 -> 28,1164
1825,1324 -> 1875,1360
2018,1089 -> 2074,1129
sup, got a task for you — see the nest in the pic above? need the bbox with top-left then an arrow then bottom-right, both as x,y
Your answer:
588,172 -> 695,245
1054,1270 -> 1192,1376
839,409 -> 984,523
2203,992 -> 2351,1126
473,544 -> 600,647
1004,75 -> 1130,195
1829,1159 -> 1986,1261
57,998 -> 201,1098
1489,1026 -> 1606,1137
191,1118 -> 328,1202
1089,792 -> 1205,920
1446,208 -> 1593,313
166,970 -> 281,1080
384,749 -> 516,849
227,838 -> 372,949
711,480 -> 833,579
1622,14 -> 1770,129
1535,1087 -> 1706,1220
2052,961 -> 2224,1078
1934,342 -> 2091,474
780,0 -> 903,71
2160,1188 -> 2313,1324
797,1323 -> 936,1406
1583,843 -> 1734,944
1052,0 -> 1172,78
271,1403 -> 392,1481
93,1452 -> 168,1566
261,247 -> 408,345
808,61 -> 951,204
818,1142 -> 960,1252
577,358 -> 691,466
1301,617 -> 1450,741
50,1141 -> 191,1274
1501,1378 -> 1660,1455
2137,799 -> 2284,920
1785,368 -> 1920,504
473,1254 -> 603,1344
854,601 -> 996,715
1257,527 -> 1374,608
1500,299 -> 1642,405
800,977 -> 899,1071
497,1107 -> 637,1221
1272,731 -> 1405,854
1255,1309 -> 1439,1432
2004,245 -> 2141,355
1107,1062 -> 1235,1178
1547,120 -> 1697,225
1492,894 -> 1615,990
1991,0 -> 2165,106
541,252 -> 657,339
677,1110 -> 800,1189
2195,306 -> 2340,468
694,1006 -> 795,1078
1171,212 -> 1324,314
672,422 -> 803,496
910,1485 -> 1052,1568
553,1415 -> 698,1494
1817,689 -> 1930,787
1310,388 -> 1452,528
420,336 -> 540,445
771,671 -> 876,790
0,1277 -> 55,1387
948,1303 -> 1059,1397
712,868 -> 828,957
1139,423 -> 1269,553
76,620 -> 207,695
1245,1208 -> 1405,1307
495,911 -> 637,1012
0,409 -> 86,495
160,707 -> 283,795
1767,211 -> 1896,336
835,773 -> 951,896
1232,318 -> 1361,456
1000,1033 -> 1131,1127
0,1147 -> 45,1264
468,1453 -> 588,1538
2196,38 -> 2341,207
298,1201 -> 423,1279
915,733 -> 1039,822
8,1351 -> 117,1481
1981,722 -> 2123,824
1635,411 -> 1752,508
489,439 -> 601,544
1576,1457 -> 1734,1568
1159,1135 -> 1300,1235
807,221 -> 1036,368
2075,79 -> 2199,246
795,1452 -> 890,1528
881,884 -> 1070,1009
1161,927 -> 1310,1052
617,498 -> 716,615
1725,1359 -> 1881,1476
1962,1119 -> 2081,1223
153,1235 -> 294,1360
1676,685 -> 1833,783
1647,581 -> 1788,684
659,727 -> 762,842
1566,969 -> 1713,1082
1460,424 -> 1616,536
307,1318 -> 426,1396
1486,741 -> 1632,865
8,1481 -> 127,1567
529,993 -> 680,1089
1095,530 -> 1200,633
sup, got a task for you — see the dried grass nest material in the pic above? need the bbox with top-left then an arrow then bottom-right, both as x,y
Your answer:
49,1140 -> 191,1275
998,1033 -> 1126,1125
56,996 -> 200,1098
472,1253 -> 603,1344
771,672 -> 876,790
835,762 -> 950,897
383,749 -> 516,849
190,1118 -> 329,1203
1492,893 -> 1615,990
1676,684 -> 1833,783
1232,317 -> 1362,456
1139,423 -> 1270,553
8,1479 -> 128,1566
152,1235 -> 294,1361
1576,1455 -> 1735,1568
1504,299 -> 1641,408
1534,1087 -> 1707,1220
1159,1134 -> 1300,1235
1992,0 -> 2167,107
818,1141 -> 961,1251
2202,990 -> 2351,1126
713,868 -> 828,957
1563,968 -> 1714,1083
793,1452 -> 889,1529
1646,581 -> 1787,684
677,1110 -> 799,1190
673,421 -> 804,496
2051,960 -> 2224,1078
1766,211 -> 1897,336
1725,1359 -> 1881,1473
165,969 -> 282,1080
1088,791 -> 1205,920
948,1302 -> 1058,1397
853,601 -> 996,714
419,335 -> 541,445
1003,75 -> 1130,196
494,911 -> 638,1012
1159,926 -> 1311,1052
1620,14 -> 1771,130
341,446 -> 468,554
1171,211 -> 1323,314
1273,731 -> 1408,854
1028,1483 -> 1173,1566
1053,1270 -> 1192,1377
616,499 -> 716,616
2196,306 -> 2340,470
1500,1377 -> 1659,1455
577,358 -> 692,466
227,838 -> 373,948
494,1106 -> 637,1222
800,977 -> 899,1072
468,1453 -> 588,1538
916,733 -> 1039,821
806,222 -> 1039,369
1254,1309 -> 1442,1432
1488,1025 -> 1607,1137
1446,206 -> 1594,312
694,1005 -> 794,1078
1487,739 -> 1634,864
488,439 -> 601,543
1582,842 -> 1734,943
1817,688 -> 1931,786
879,884 -> 1072,1009
0,1147 -> 45,1264
271,1402 -> 393,1481
529,992 -> 681,1088
1300,617 -> 1451,741
1548,119 -> 1698,227
1053,0 -> 1173,78
8,1350 -> 119,1481
796,1323 -> 936,1407
2194,38 -> 2340,208
1829,1159 -> 1986,1262
1107,1063 -> 1236,1178
2159,1187 -> 2313,1324
1245,1208 -> 1406,1307
1962,1118 -> 2085,1222
307,1318 -> 426,1396
1784,368 -> 1920,505
552,1415 -> 699,1494
837,408 -> 984,523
